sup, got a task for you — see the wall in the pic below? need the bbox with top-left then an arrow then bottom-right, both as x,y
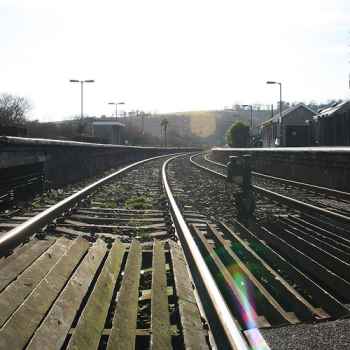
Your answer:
210,147 -> 350,192
0,136 -> 199,187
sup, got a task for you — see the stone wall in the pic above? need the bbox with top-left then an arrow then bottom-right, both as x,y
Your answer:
210,147 -> 350,192
0,137 -> 198,187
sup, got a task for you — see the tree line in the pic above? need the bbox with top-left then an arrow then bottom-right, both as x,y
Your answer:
0,92 -> 345,147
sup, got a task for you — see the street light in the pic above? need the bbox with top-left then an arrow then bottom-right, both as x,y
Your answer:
108,102 -> 125,119
69,79 -> 95,119
242,104 -> 253,130
266,81 -> 282,121
139,111 -> 146,134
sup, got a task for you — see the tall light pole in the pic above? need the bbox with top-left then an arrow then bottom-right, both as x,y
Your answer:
139,111 -> 146,134
267,81 -> 283,146
69,79 -> 95,119
266,81 -> 282,120
242,104 -> 253,130
161,118 -> 168,147
108,102 -> 125,120
242,104 -> 253,146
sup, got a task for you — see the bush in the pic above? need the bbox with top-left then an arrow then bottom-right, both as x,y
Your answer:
226,121 -> 250,147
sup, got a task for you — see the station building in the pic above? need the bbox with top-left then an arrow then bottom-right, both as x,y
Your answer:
260,103 -> 316,147
92,120 -> 125,144
312,100 -> 350,146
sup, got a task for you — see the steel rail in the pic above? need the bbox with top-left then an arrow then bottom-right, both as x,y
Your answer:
190,154 -> 350,226
0,153 -> 184,252
203,153 -> 350,200
162,155 -> 251,350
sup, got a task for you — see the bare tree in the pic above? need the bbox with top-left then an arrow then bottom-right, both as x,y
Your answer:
0,93 -> 31,126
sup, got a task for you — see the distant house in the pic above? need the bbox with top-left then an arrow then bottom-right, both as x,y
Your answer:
312,100 -> 350,146
260,103 -> 316,147
92,120 -> 125,144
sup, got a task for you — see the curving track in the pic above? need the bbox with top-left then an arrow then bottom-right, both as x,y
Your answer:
0,153 -> 259,350
200,153 -> 350,220
4,151 -> 349,349
178,152 -> 350,349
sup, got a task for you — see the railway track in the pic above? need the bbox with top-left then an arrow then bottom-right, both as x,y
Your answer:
0,154 -> 259,350
0,163 -> 129,234
0,164 -> 45,209
167,153 -> 350,350
199,153 -> 350,220
3,151 -> 350,349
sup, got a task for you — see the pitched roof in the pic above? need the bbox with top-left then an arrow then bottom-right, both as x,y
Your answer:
315,100 -> 350,118
261,103 -> 316,127
92,121 -> 125,127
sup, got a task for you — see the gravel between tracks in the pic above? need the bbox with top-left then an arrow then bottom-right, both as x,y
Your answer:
170,155 -> 350,350
0,165 -> 126,220
168,156 -> 237,222
169,156 -> 289,224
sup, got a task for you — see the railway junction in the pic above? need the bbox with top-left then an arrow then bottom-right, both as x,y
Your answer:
1,137 -> 350,349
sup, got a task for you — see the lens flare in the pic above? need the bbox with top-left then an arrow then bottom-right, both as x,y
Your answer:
211,245 -> 270,350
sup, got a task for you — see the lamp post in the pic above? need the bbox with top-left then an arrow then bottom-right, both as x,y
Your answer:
266,81 -> 282,120
108,102 -> 125,120
242,104 -> 253,146
267,81 -> 282,146
160,118 -> 168,147
139,111 -> 146,135
242,104 -> 253,130
69,79 -> 95,119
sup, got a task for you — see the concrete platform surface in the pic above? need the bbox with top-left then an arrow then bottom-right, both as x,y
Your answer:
261,318 -> 350,350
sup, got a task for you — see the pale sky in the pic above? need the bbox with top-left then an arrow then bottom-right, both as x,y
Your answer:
1,0 -> 350,121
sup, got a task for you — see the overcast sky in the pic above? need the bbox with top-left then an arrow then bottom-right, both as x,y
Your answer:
1,0 -> 349,121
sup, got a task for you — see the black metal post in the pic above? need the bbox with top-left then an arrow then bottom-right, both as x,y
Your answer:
80,81 -> 84,119
250,105 -> 253,130
164,125 -> 167,147
279,82 -> 282,120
